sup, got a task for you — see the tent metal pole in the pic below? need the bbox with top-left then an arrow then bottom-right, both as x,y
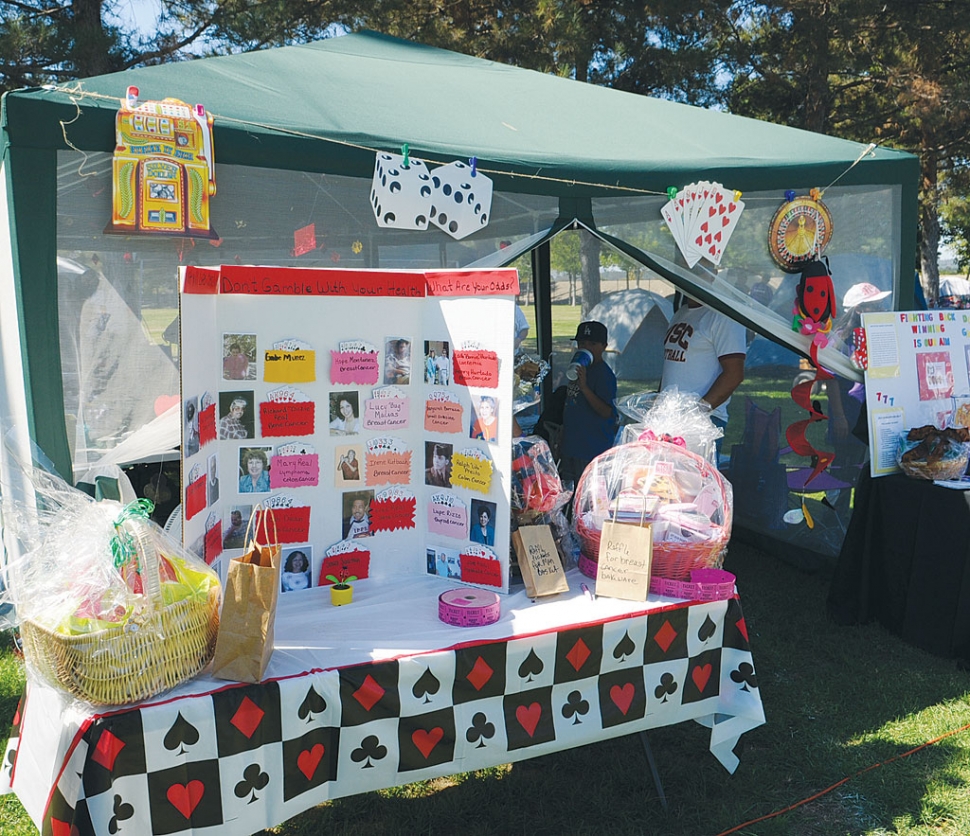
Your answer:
532,241 -> 553,405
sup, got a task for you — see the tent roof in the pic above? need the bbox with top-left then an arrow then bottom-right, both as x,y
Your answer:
2,30 -> 917,197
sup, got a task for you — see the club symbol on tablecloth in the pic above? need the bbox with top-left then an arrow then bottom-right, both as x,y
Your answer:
654,672 -> 679,703
518,649 -> 544,683
163,712 -> 200,754
351,734 -> 387,769
298,686 -> 327,723
698,614 -> 717,642
612,631 -> 636,662
561,690 -> 590,725
465,712 -> 495,748
412,667 -> 441,704
234,763 -> 269,804
730,662 -> 758,692
108,793 -> 134,834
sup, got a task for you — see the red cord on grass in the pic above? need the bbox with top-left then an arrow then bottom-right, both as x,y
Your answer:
715,722 -> 970,836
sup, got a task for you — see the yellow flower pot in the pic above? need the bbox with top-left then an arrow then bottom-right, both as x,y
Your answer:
330,584 -> 354,606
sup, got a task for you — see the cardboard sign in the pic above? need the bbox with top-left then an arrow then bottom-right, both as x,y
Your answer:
512,526 -> 569,598
595,520 -> 652,602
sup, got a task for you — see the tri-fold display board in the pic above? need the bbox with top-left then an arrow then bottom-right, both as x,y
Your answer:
179,265 -> 517,592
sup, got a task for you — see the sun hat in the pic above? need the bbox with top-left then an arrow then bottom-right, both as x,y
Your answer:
843,283 -> 891,309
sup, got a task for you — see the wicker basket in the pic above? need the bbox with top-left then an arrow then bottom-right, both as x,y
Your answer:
19,518 -> 220,705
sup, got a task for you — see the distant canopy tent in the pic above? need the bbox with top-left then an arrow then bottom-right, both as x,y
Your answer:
586,289 -> 674,380
0,30 -> 919,482
939,275 -> 970,308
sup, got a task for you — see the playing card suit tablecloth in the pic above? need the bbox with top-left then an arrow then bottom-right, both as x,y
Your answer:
1,572 -> 765,836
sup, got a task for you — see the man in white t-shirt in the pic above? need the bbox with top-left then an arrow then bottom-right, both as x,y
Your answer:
660,296 -> 747,448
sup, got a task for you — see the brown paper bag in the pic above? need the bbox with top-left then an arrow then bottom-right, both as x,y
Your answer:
595,520 -> 652,602
211,505 -> 281,683
512,526 -> 570,598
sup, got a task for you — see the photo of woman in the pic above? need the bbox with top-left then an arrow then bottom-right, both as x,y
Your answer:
329,392 -> 362,435
282,548 -> 312,592
470,499 -> 497,546
239,447 -> 271,493
470,395 -> 499,443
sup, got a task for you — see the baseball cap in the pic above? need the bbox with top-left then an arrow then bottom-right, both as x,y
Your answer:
573,321 -> 608,344
843,283 -> 891,309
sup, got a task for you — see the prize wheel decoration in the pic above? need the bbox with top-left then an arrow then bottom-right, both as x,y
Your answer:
768,195 -> 833,273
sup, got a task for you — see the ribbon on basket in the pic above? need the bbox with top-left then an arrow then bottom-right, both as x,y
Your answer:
637,429 -> 686,448
110,498 -> 155,568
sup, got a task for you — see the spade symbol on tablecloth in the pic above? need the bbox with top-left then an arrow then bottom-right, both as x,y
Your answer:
730,662 -> 758,692
163,712 -> 200,754
297,686 -> 327,723
612,631 -> 636,662
412,667 -> 441,704
351,735 -> 388,769
108,793 -> 134,833
518,649 -> 544,682
698,614 -> 717,642
5,747 -> 15,777
654,672 -> 679,703
233,762 -> 270,804
561,690 -> 590,725
465,712 -> 495,748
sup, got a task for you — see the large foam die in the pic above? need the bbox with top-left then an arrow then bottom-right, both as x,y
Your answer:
429,161 -> 493,240
370,152 -> 433,230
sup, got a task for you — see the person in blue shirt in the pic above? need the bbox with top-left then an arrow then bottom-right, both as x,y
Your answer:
239,448 -> 271,493
559,320 -> 618,487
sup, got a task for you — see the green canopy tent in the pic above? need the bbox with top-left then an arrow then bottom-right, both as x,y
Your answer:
1,30 -> 917,490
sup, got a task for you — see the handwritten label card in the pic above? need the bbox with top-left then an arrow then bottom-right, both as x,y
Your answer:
204,521 -> 223,566
425,399 -> 464,433
270,453 -> 320,489
331,350 -> 381,385
365,450 -> 412,486
427,495 -> 468,540
595,520 -> 652,602
198,403 -> 217,447
256,505 -> 311,543
319,548 -> 371,584
459,553 -> 503,587
260,401 -> 315,437
512,526 -> 569,598
370,495 -> 416,532
185,475 -> 206,521
363,397 -> 410,430
264,349 -> 316,383
453,349 -> 499,388
451,451 -> 494,494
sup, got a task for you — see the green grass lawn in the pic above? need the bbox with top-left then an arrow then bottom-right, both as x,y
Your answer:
2,540 -> 969,835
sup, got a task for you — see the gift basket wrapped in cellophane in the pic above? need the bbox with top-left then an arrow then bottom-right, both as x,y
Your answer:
510,435 -> 580,569
2,465 -> 221,706
615,387 -> 723,466
574,439 -> 732,581
896,425 -> 970,481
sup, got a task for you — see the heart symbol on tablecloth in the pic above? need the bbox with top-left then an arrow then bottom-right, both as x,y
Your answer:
515,702 -> 542,737
166,780 -> 205,819
610,683 -> 635,715
412,727 -> 444,759
692,663 -> 713,693
297,743 -> 325,780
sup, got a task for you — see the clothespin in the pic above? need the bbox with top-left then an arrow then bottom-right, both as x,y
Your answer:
469,157 -> 478,176
785,189 -> 796,202
734,190 -> 743,202
666,186 -> 677,200
810,187 -> 823,201
401,143 -> 410,169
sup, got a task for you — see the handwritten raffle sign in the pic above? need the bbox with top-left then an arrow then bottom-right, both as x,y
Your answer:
427,500 -> 468,540
424,399 -> 463,433
270,454 -> 319,489
259,401 -> 315,437
331,350 -> 380,385
595,520 -> 652,602
363,397 -> 409,430
453,350 -> 499,388
365,451 -> 412,485
256,506 -> 311,543
512,526 -> 569,598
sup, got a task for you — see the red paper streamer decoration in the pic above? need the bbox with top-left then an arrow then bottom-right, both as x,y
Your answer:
785,340 -> 836,486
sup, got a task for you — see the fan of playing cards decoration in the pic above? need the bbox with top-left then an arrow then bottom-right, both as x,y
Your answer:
768,194 -> 833,272
660,181 -> 745,268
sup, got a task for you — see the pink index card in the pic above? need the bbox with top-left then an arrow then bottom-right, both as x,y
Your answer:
331,350 -> 380,385
270,453 -> 320,489
365,450 -> 412,485
424,399 -> 463,433
427,500 -> 468,540
363,397 -> 410,430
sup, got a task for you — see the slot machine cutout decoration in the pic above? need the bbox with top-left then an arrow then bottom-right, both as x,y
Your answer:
107,86 -> 217,238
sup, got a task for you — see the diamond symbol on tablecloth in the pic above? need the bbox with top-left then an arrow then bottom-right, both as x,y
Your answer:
565,638 -> 591,673
735,617 -> 748,642
653,620 -> 678,654
230,696 -> 265,739
91,729 -> 126,771
353,674 -> 386,712
466,656 -> 494,692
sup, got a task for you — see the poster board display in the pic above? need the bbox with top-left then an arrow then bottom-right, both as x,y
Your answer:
862,309 -> 970,477
179,264 -> 517,592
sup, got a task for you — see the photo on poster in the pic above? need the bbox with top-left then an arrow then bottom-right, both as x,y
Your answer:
469,395 -> 499,442
207,452 -> 220,506
219,391 -> 254,440
424,441 -> 453,488
916,352 -> 953,401
384,337 -> 412,385
222,505 -> 252,549
329,391 -> 362,436
184,396 -> 200,457
342,489 -> 375,539
426,545 -> 462,579
281,546 -> 313,593
223,333 -> 257,381
239,446 -> 272,493
423,340 -> 451,385
469,498 -> 497,546
335,444 -> 363,485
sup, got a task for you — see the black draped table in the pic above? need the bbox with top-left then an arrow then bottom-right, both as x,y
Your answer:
828,469 -> 970,664
1,571 -> 764,836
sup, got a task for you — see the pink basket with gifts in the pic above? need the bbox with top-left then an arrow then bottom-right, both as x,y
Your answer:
573,440 -> 733,581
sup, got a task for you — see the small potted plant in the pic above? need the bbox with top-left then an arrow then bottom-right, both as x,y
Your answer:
326,566 -> 357,606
